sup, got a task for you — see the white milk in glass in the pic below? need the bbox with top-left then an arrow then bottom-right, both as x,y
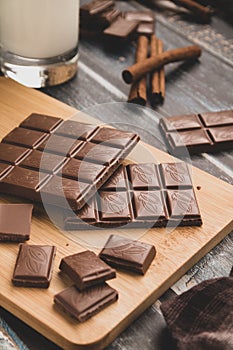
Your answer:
0,0 -> 79,58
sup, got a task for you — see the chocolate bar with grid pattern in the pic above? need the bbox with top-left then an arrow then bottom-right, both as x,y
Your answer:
64,162 -> 202,229
0,113 -> 139,210
159,110 -> 233,155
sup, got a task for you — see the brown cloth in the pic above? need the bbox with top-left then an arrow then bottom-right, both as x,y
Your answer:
161,267 -> 233,350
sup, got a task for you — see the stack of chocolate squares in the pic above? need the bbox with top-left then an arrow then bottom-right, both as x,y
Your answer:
80,0 -> 155,39
54,235 -> 156,321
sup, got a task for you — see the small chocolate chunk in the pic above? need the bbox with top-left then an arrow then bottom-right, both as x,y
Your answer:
104,18 -> 139,40
124,11 -> 155,35
54,283 -> 118,322
99,235 -> 156,275
59,250 -> 116,290
124,11 -> 155,23
12,244 -> 56,287
81,0 -> 115,16
137,22 -> 155,36
0,204 -> 33,242
99,9 -> 121,27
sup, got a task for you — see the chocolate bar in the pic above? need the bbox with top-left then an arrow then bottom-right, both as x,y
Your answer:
54,283 -> 118,322
64,162 -> 202,229
99,235 -> 156,274
159,110 -> 233,155
0,204 -> 33,242
124,11 -> 155,36
59,250 -> 116,290
12,244 -> 56,288
0,113 -> 139,210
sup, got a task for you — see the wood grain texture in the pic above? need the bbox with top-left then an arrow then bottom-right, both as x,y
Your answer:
0,77 -> 232,350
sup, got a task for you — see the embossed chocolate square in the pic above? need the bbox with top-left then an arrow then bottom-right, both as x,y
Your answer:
54,283 -> 118,322
99,234 -> 156,275
59,250 -> 116,290
12,244 -> 56,288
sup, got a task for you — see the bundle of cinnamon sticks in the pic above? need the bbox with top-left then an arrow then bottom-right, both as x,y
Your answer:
125,36 -> 201,107
128,35 -> 165,106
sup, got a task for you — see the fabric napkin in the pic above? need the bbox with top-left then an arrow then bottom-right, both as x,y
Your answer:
161,267 -> 233,350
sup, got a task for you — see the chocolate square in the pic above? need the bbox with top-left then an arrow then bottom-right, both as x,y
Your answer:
12,244 -> 56,287
0,204 -> 33,242
0,143 -> 30,165
20,150 -> 66,173
2,127 -> 48,149
59,250 -> 116,290
54,283 -> 118,322
99,234 -> 156,274
38,135 -> 84,156
99,191 -> 131,222
128,163 -> 160,189
60,158 -> 105,183
74,142 -> 121,165
159,163 -> 192,188
200,110 -> 233,127
54,120 -> 98,140
19,113 -> 62,133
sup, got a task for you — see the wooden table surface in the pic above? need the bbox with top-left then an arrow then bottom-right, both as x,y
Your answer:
0,1 -> 232,349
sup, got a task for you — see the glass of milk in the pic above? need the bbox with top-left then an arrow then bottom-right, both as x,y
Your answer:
0,0 -> 80,87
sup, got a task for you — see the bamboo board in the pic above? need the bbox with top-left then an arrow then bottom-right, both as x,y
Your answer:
0,77 -> 232,350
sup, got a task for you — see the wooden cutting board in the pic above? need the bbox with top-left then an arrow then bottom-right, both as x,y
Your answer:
0,77 -> 232,350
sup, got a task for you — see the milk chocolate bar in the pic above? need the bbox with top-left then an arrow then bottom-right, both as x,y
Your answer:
64,162 -> 202,229
99,235 -> 156,274
0,203 -> 33,242
59,250 -> 116,290
54,283 -> 118,322
159,110 -> 233,155
12,244 -> 56,288
0,113 -> 139,210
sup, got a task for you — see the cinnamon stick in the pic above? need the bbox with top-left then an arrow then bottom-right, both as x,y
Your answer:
122,45 -> 201,84
170,0 -> 214,21
128,36 -> 149,105
150,35 -> 165,105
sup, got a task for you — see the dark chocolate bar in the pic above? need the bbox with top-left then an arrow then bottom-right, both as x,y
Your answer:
54,283 -> 118,322
64,162 -> 202,229
159,110 -> 233,155
59,250 -> 116,290
0,113 -> 139,210
0,204 -> 33,242
99,234 -> 156,274
12,244 -> 56,288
